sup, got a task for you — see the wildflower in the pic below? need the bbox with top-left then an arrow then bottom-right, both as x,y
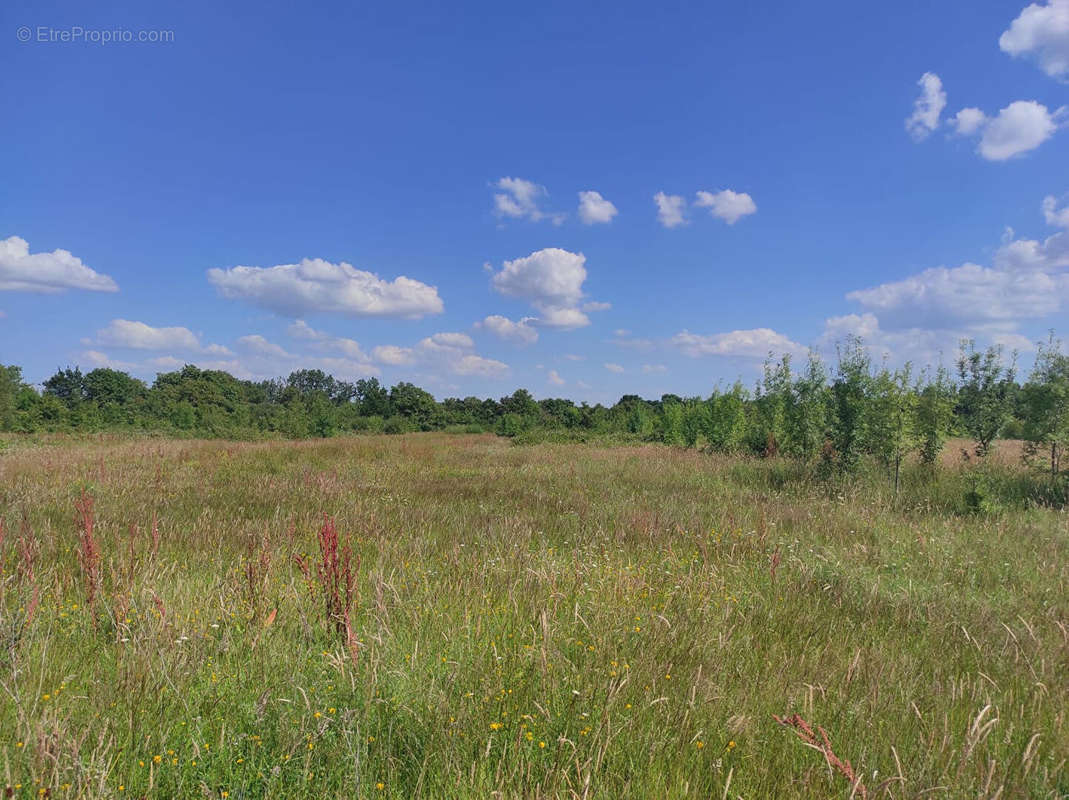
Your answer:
376,783 -> 385,791
538,741 -> 546,749
696,741 -> 705,749
489,722 -> 502,731
153,755 -> 162,764
727,740 -> 736,750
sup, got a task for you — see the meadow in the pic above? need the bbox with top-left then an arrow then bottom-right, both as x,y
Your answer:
1,433 -> 1066,798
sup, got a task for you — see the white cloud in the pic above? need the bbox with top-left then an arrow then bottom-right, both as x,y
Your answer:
654,192 -> 687,228
306,356 -> 380,380
536,306 -> 591,330
1043,194 -> 1069,228
847,262 -> 1068,328
237,334 -> 293,359
493,177 -> 564,224
80,350 -> 136,370
418,332 -> 475,353
604,362 -> 625,373
207,258 -> 444,318
373,333 -> 508,377
453,354 -> 509,377
951,107 -> 987,136
577,190 -> 618,224
0,236 -> 118,293
905,72 -> 947,141
694,189 -> 757,224
672,328 -> 805,359
547,369 -> 565,386
94,319 -> 232,355
492,248 -> 586,307
999,0 -> 1069,79
373,345 -> 417,365
994,195 -> 1069,271
490,248 -> 605,330
817,313 -> 961,367
286,320 -> 368,360
833,194 -> 1069,363
976,100 -> 1062,160
582,300 -> 612,312
642,364 -> 668,374
477,315 -> 538,344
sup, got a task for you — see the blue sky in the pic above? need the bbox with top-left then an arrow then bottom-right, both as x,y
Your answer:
2,0 -> 1068,402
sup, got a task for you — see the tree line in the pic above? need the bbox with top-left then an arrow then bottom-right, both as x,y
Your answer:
2,336 -> 1067,478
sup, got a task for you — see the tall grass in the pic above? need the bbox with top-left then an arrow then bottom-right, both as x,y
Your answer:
0,433 -> 1065,797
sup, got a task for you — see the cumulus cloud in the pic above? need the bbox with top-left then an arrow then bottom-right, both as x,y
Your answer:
905,72 -> 947,140
419,332 -> 475,353
999,0 -> 1069,79
0,236 -> 118,293
654,192 -> 687,228
994,194 -> 1069,271
694,190 -> 757,224
577,190 -> 618,224
286,320 -> 368,360
80,350 -> 136,370
477,315 -> 538,344
547,369 -> 565,386
975,100 -> 1062,160
493,177 -> 565,224
372,345 -> 416,365
237,334 -> 293,359
373,333 -> 508,377
846,262 -> 1067,328
816,313 -> 962,367
642,364 -> 668,374
536,306 -> 591,330
603,362 -> 624,373
672,328 -> 805,359
453,354 -> 510,377
951,107 -> 987,136
207,257 -> 444,318
489,248 -> 606,330
93,319 -> 232,355
836,194 -> 1069,362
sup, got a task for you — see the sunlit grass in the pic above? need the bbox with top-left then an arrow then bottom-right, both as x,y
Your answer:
1,433 -> 1066,797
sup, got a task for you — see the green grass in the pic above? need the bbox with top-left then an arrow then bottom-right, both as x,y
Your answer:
1,433 -> 1066,798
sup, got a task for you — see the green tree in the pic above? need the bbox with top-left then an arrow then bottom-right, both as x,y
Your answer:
390,382 -> 439,430
786,352 -> 828,461
956,341 -> 1016,458
43,367 -> 87,408
869,363 -> 917,495
915,366 -> 955,465
828,336 -> 872,475
1020,335 -> 1069,476
0,364 -> 25,431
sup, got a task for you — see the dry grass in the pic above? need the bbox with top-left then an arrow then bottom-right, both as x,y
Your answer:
0,433 -> 1066,798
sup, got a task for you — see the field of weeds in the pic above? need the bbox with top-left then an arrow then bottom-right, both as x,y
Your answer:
1,433 -> 1066,798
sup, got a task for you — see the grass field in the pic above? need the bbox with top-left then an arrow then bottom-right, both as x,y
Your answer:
1,433 -> 1067,798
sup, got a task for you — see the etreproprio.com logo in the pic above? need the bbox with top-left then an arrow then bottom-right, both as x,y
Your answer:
16,25 -> 175,44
